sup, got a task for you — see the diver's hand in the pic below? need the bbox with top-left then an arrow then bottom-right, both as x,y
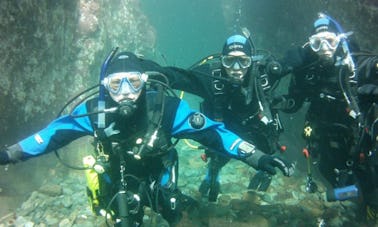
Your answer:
0,150 -> 10,165
257,155 -> 295,176
239,141 -> 294,176
104,122 -> 120,137
244,153 -> 295,177
358,84 -> 378,96
0,144 -> 23,165
266,60 -> 282,76
271,95 -> 295,111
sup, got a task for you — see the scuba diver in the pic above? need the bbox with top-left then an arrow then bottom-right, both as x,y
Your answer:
281,12 -> 378,223
354,47 -> 378,222
159,33 -> 293,202
0,49 -> 295,226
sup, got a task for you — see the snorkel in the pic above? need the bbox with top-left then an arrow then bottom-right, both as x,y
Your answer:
241,27 -> 256,56
319,13 -> 356,77
98,47 -> 119,129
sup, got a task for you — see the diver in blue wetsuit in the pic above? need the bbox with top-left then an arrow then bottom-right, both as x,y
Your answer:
0,50 -> 294,226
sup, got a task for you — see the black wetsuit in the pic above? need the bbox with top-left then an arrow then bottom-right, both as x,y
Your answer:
283,45 -> 378,210
160,53 -> 287,199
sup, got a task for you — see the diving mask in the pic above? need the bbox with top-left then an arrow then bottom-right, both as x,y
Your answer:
309,31 -> 341,52
221,55 -> 252,69
102,72 -> 148,95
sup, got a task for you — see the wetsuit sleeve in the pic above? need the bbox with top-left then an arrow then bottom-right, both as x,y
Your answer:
159,66 -> 210,99
279,46 -> 312,113
137,57 -> 191,90
15,101 -> 93,160
138,56 -> 211,99
162,96 -> 295,176
357,55 -> 378,97
170,99 -> 245,158
282,76 -> 306,113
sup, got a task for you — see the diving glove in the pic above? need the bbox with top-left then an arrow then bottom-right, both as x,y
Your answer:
271,95 -> 296,111
258,155 -> 295,176
358,84 -> 378,96
244,151 -> 295,177
0,150 -> 10,165
0,144 -> 23,165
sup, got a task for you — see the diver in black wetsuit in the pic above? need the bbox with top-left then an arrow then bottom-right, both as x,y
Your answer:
281,12 -> 378,222
159,34 -> 294,202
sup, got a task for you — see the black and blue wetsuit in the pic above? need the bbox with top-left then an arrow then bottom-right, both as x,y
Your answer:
17,95 -> 244,159
12,87 -> 250,224
0,51 -> 294,225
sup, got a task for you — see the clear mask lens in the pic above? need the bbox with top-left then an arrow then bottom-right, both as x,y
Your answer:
309,32 -> 340,52
103,72 -> 144,95
221,55 -> 252,69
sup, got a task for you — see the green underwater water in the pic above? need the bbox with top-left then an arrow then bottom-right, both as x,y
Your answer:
0,0 -> 377,226
137,1 -> 375,226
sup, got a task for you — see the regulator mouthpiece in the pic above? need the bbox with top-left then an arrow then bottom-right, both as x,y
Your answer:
118,100 -> 137,117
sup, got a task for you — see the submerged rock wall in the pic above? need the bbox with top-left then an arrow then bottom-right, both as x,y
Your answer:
0,0 -> 155,144
1,0 -> 376,145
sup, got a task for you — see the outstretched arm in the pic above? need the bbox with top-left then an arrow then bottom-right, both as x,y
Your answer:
170,99 -> 295,177
0,102 -> 94,164
276,47 -> 313,113
160,66 -> 210,99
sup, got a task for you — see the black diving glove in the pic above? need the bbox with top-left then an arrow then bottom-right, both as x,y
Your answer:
238,141 -> 295,176
0,150 -> 10,165
244,153 -> 295,177
0,144 -> 23,165
271,95 -> 296,111
358,84 -> 378,97
257,155 -> 295,176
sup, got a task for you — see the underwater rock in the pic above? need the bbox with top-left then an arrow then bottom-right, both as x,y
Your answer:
44,214 -> 59,226
38,184 -> 63,197
58,218 -> 71,227
246,214 -> 269,227
217,194 -> 232,207
14,216 -> 34,227
242,190 -> 261,204
229,198 -> 250,211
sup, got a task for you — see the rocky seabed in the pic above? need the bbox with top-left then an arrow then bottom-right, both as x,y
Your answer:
0,143 -> 372,227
